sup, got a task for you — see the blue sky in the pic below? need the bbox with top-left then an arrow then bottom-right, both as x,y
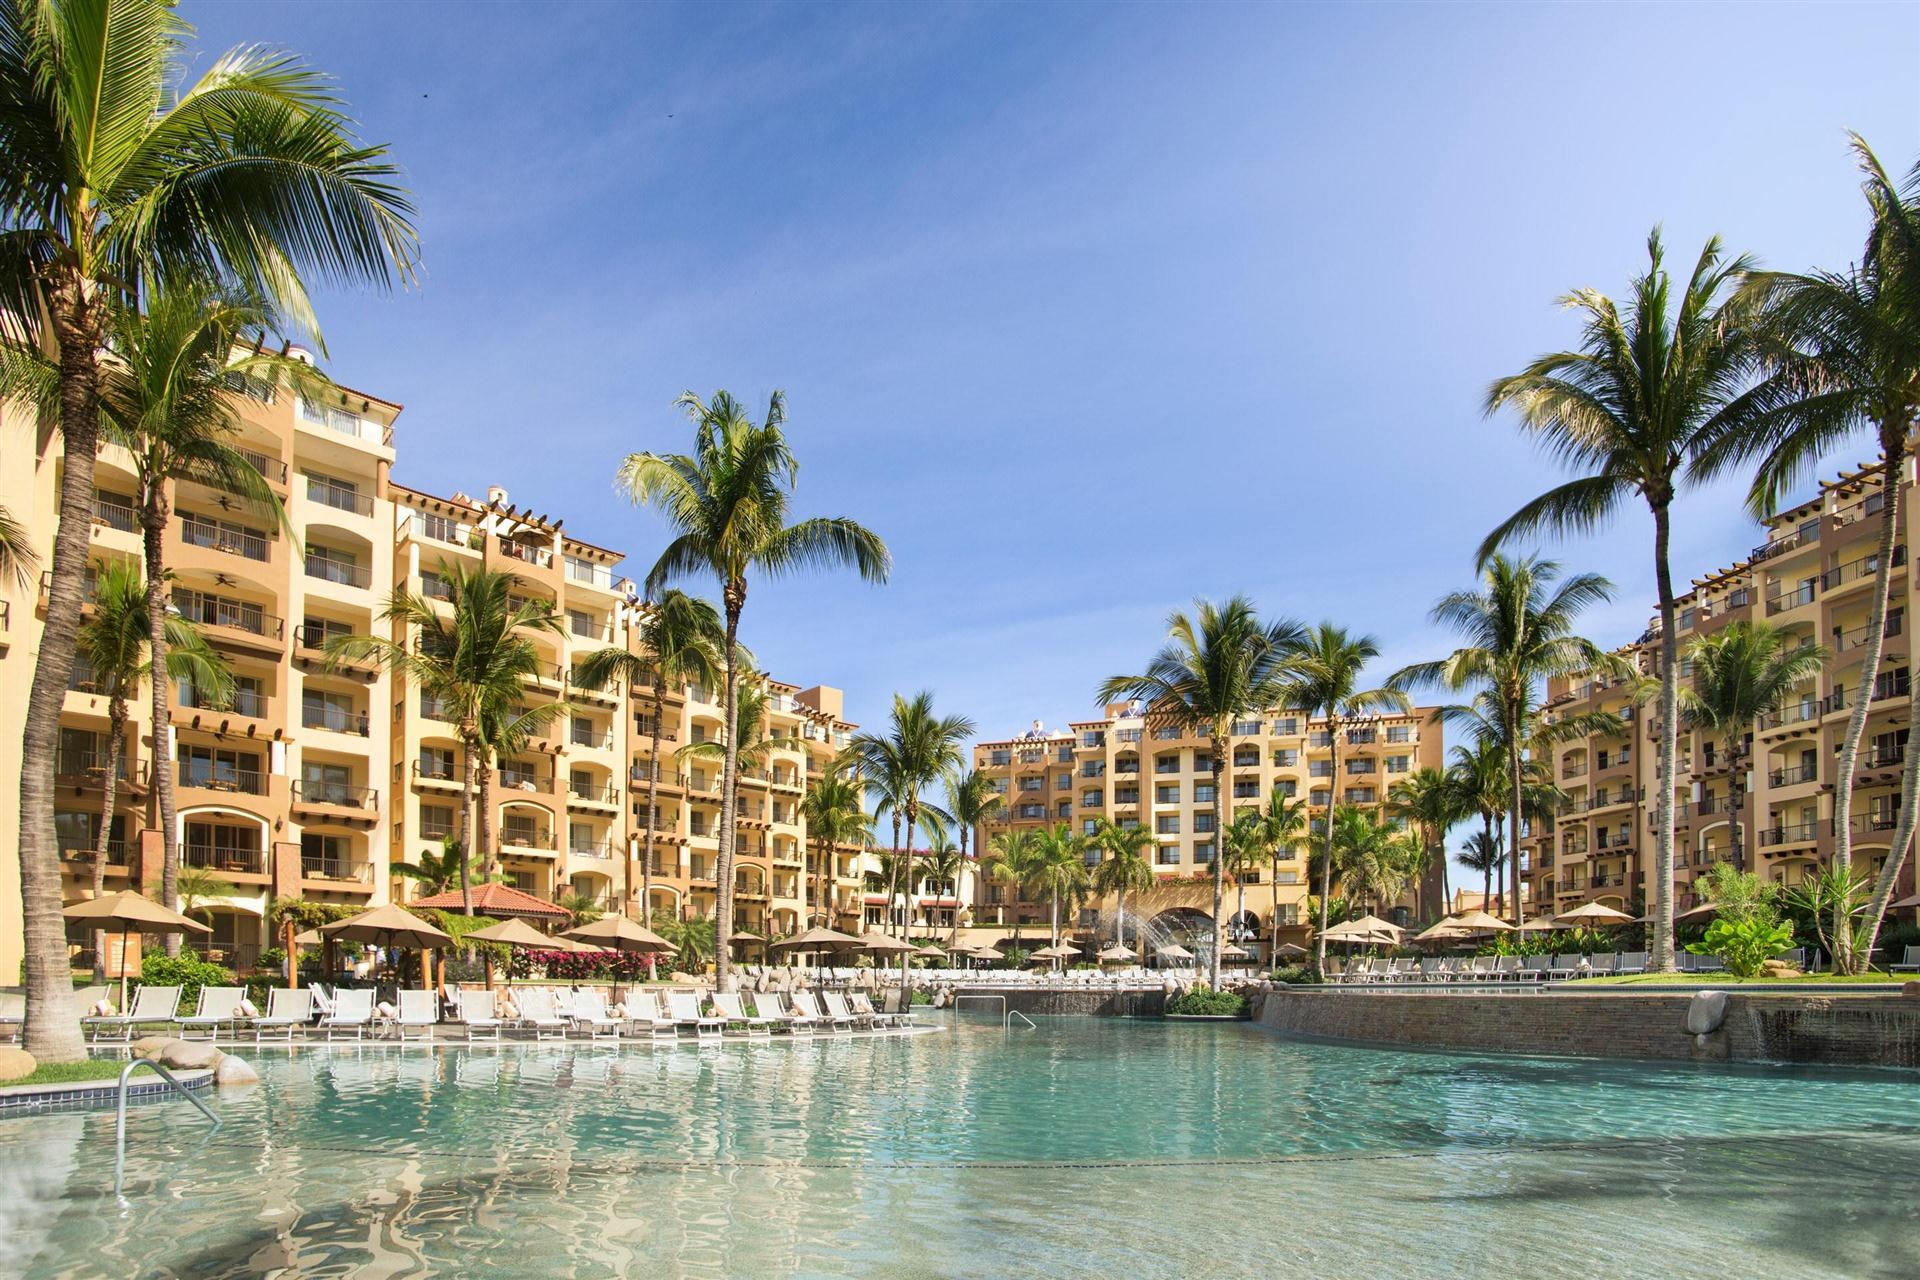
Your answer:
191,2 -> 1916,767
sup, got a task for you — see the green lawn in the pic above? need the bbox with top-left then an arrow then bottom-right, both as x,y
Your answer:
1571,971 -> 1908,986
1,1058 -> 133,1088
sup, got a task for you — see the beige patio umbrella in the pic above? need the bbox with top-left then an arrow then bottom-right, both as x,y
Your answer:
1155,943 -> 1196,965
1556,902 -> 1634,926
914,944 -> 948,959
1413,917 -> 1470,943
1891,892 -> 1920,910
857,932 -> 916,954
562,915 -> 674,953
1448,909 -> 1515,933
1324,913 -> 1408,938
1095,943 -> 1136,963
773,924 -> 864,975
465,917 -> 578,989
63,890 -> 212,1008
1516,918 -> 1564,932
322,902 -> 453,990
1641,902 -> 1721,924
1273,941 -> 1309,959
1029,942 -> 1082,967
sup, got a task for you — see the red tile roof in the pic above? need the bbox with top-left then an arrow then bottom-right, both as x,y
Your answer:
408,882 -> 571,921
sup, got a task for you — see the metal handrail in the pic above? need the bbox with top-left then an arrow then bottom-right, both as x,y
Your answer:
951,992 -> 1037,1032
114,1059 -> 220,1199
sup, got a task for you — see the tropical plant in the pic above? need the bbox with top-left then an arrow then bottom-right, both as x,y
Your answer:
620,389 -> 889,983
1386,767 -> 1461,921
799,765 -> 871,927
1676,622 -> 1828,873
1090,819 -> 1157,953
678,676 -> 796,918
75,559 -> 228,961
1782,864 -> 1878,973
1028,824 -> 1091,949
1689,917 -> 1796,980
386,838 -> 487,898
572,589 -> 723,919
944,768 -> 1002,940
328,563 -> 566,909
984,828 -> 1043,946
1166,985 -> 1248,1017
1699,140 -> 1920,970
135,949 -> 235,1012
0,504 -> 36,588
1274,623 -> 1409,978
1221,809 -> 1267,947
1319,807 -> 1423,914
1481,233 -> 1763,968
1252,787 -> 1311,957
1099,596 -> 1307,986
1457,830 -> 1505,916
1695,862 -> 1781,929
841,692 -> 973,941
173,865 -> 235,923
1393,555 -> 1618,931
555,889 -> 604,929
919,840 -> 964,935
0,0 -> 416,1063
650,910 -> 716,973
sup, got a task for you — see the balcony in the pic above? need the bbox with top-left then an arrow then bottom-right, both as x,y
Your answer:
565,556 -> 614,588
1863,743 -> 1907,770
1822,545 -> 1906,593
302,702 -> 370,736
1838,615 -> 1905,653
300,855 -> 373,885
177,764 -> 264,796
304,552 -> 371,589
499,538 -> 552,568
568,839 -> 616,860
1764,583 -> 1819,615
498,769 -> 551,794
238,448 -> 287,487
1750,517 -> 1820,564
58,839 -> 130,868
180,514 -> 270,562
93,491 -> 138,533
413,759 -> 463,788
298,396 -> 392,448
171,589 -> 283,645
1758,821 -> 1821,847
568,780 -> 620,807
184,842 -> 264,875
499,827 -> 556,853
292,779 -> 377,811
1768,763 -> 1820,787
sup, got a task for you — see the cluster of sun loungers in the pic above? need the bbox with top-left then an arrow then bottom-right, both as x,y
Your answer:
1325,949 -> 1817,983
76,982 -> 919,1045
930,967 -> 1175,988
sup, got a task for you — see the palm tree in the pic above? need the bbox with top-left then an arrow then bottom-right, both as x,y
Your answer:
1677,622 -> 1829,874
1028,824 -> 1091,951
1392,555 -> 1618,933
0,505 -> 36,588
1089,819 -> 1156,954
328,564 -> 566,912
75,558 -> 228,968
1275,623 -> 1410,978
1252,788 -> 1310,959
1387,767 -> 1461,921
919,840 -> 964,936
842,692 -> 974,946
0,0 -> 416,1064
1457,830 -> 1505,914
944,768 -> 1002,940
1327,807 -> 1423,915
474,693 -> 570,882
1481,233 -> 1762,967
174,864 -> 236,927
678,676 -> 798,924
1447,737 -> 1508,912
388,837 -> 485,898
1221,809 -> 1268,951
1099,596 -> 1306,986
572,589 -> 724,920
798,765 -> 871,927
556,889 -> 604,929
619,389 -> 889,985
985,828 -> 1043,947
1698,140 -> 1920,968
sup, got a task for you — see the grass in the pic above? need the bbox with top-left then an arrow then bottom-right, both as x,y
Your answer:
1572,971 -> 1909,986
1,1058 -> 133,1088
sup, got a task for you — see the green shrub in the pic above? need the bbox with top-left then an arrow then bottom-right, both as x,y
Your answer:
1269,965 -> 1320,985
255,946 -> 287,976
245,976 -> 275,1010
1166,985 -> 1248,1017
137,949 -> 236,1010
998,948 -> 1030,970
909,989 -> 933,1005
1689,917 -> 1796,979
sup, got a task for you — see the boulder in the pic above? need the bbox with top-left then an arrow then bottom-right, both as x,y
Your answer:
144,1039 -> 224,1071
1903,981 -> 1920,999
213,1055 -> 260,1087
129,1035 -> 173,1058
1685,989 -> 1729,1036
0,1046 -> 36,1083
1761,960 -> 1804,978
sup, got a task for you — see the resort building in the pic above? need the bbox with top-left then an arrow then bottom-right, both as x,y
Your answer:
0,372 -> 866,980
1523,457 -> 1920,919
967,702 -> 1446,961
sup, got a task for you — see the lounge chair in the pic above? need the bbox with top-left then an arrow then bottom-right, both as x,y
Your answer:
1491,955 -> 1521,982
1614,951 -> 1648,975
713,991 -> 770,1037
248,988 -> 314,1044
1465,956 -> 1496,981
1546,954 -> 1582,981
394,989 -> 439,1042
796,990 -> 852,1033
822,991 -> 872,1030
568,991 -> 625,1041
84,984 -> 181,1043
757,991 -> 813,1035
1692,953 -> 1726,974
1891,945 -> 1920,974
665,990 -> 724,1042
459,989 -> 505,1041
515,988 -> 568,1041
849,990 -> 902,1029
322,988 -> 375,1041
621,992 -> 679,1043
177,986 -> 248,1041
1586,952 -> 1616,977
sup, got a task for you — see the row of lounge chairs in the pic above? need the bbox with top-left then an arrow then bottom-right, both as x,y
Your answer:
1332,953 -> 1653,983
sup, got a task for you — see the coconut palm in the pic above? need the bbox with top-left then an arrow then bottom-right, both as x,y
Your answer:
799,765 -> 871,927
919,840 -> 964,935
1697,140 -> 1920,968
0,0 -> 416,1063
1677,622 -> 1829,874
1089,819 -> 1156,953
75,558 -> 228,968
388,837 -> 487,898
1480,233 -> 1763,966
842,692 -> 974,944
620,389 -> 889,983
1098,596 -> 1307,986
572,589 -> 724,920
556,889 -> 604,929
1457,830 -> 1505,915
328,564 -> 565,912
1274,623 -> 1410,978
0,505 -> 36,588
944,768 -> 1002,938
173,864 -> 236,926
984,828 -> 1043,947
1392,555 -> 1618,933
1386,767 -> 1462,921
678,677 -> 797,919
1327,807 -> 1423,914
1252,787 -> 1311,958
1221,809 -> 1268,950
1028,824 -> 1091,951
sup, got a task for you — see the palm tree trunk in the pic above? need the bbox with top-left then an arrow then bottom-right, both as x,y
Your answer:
95,695 -> 127,976
1506,699 -> 1524,927
1313,719 -> 1340,979
1270,850 -> 1281,962
1649,499 -> 1680,973
476,753 -> 494,883
714,591 -> 744,988
951,827 -> 966,950
642,694 -> 665,921
1728,748 -> 1745,873
142,495 -> 182,954
901,807 -> 918,987
457,727 -> 476,914
887,813 -> 902,936
1209,742 -> 1226,987
20,290 -> 105,1064
1831,450 -> 1904,972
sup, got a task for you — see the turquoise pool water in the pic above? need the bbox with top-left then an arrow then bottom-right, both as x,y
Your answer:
3,1018 -> 1916,1278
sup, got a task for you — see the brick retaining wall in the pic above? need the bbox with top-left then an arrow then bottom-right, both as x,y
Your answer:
1255,987 -> 1920,1068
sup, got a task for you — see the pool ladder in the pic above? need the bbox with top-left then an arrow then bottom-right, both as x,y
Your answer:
113,1059 -> 220,1200
951,993 -> 1037,1031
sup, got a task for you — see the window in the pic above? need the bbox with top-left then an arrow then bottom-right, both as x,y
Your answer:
300,760 -> 354,804
1345,758 -> 1377,775
419,747 -> 456,781
1273,749 -> 1299,767
568,609 -> 598,638
1156,785 -> 1180,804
1080,761 -> 1106,778
571,716 -> 600,747
1083,819 -> 1099,836
1157,845 -> 1181,865
1082,731 -> 1105,748
1019,777 -> 1044,792
1194,842 -> 1215,864
1194,814 -> 1216,834
1193,784 -> 1216,804
177,744 -> 263,794
1274,779 -> 1298,798
184,819 -> 262,872
1272,718 -> 1299,736
1056,746 -> 1073,763
1386,725 -> 1412,743
989,750 -> 1011,766
1056,800 -> 1071,819
1082,790 -> 1103,808
1157,815 -> 1181,834
305,471 -> 368,514
303,689 -> 362,734
420,803 -> 455,840
419,570 -> 451,601
302,832 -> 353,877
1057,771 -> 1072,789
1232,720 -> 1263,736
1309,761 -> 1334,778
1386,755 -> 1411,773
1192,755 -> 1213,773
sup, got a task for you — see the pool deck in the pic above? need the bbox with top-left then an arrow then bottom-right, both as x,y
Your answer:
0,1067 -> 213,1112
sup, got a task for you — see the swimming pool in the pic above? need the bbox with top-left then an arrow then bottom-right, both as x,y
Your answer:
3,1017 -> 1915,1278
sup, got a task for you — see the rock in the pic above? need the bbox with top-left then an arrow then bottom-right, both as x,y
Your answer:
145,1039 -> 224,1071
1685,990 -> 1729,1036
0,1046 -> 36,1083
129,1035 -> 172,1058
1762,960 -> 1804,978
1903,981 -> 1920,999
213,1055 -> 259,1087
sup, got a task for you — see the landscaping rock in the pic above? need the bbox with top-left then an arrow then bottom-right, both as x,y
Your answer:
1762,960 -> 1805,978
1903,981 -> 1920,999
213,1055 -> 260,1087
0,1046 -> 36,1082
1685,990 -> 1729,1036
129,1035 -> 172,1058
145,1039 -> 224,1071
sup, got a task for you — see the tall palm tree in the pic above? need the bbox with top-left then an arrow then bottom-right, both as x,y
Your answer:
328,564 -> 565,912
0,0 -> 416,1064
0,505 -> 36,588
985,828 -> 1043,948
1481,234 -> 1762,966
1676,622 -> 1828,874
919,840 -> 964,936
1028,823 -> 1091,951
1089,819 -> 1156,954
1393,556 -> 1617,933
842,692 -> 973,945
1457,830 -> 1505,915
1386,767 -> 1461,921
1699,140 -> 1920,968
1253,788 -> 1311,959
1448,736 -> 1509,911
679,677 -> 794,915
1275,623 -> 1410,978
944,768 -> 1002,938
1221,809 -> 1267,950
571,589 -> 724,920
798,765 -> 870,927
1327,807 -> 1423,915
75,558 -> 227,968
1099,596 -> 1306,986
619,389 -> 889,984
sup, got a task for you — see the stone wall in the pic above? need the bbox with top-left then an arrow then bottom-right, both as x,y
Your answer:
1255,987 -> 1920,1068
951,986 -> 1167,1018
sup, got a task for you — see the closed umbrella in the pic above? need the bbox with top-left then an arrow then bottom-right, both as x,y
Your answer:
63,890 -> 212,1009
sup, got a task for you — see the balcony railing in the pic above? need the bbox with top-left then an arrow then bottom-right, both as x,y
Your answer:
499,770 -> 550,793
171,589 -> 282,640
93,491 -> 138,532
1830,489 -> 1886,529
293,779 -> 376,810
177,764 -> 264,795
1821,545 -> 1906,591
302,703 -> 369,735
1769,763 -> 1820,786
565,556 -> 614,588
413,759 -> 461,785
1765,583 -> 1819,615
568,780 -> 619,805
305,552 -> 371,588
499,827 -> 556,851
298,396 -> 392,447
568,839 -> 616,860
1758,821 -> 1821,847
294,622 -> 357,652
238,448 -> 287,485
1750,518 -> 1820,563
499,538 -> 552,567
180,514 -> 269,561
184,842 -> 264,874
1863,744 -> 1907,770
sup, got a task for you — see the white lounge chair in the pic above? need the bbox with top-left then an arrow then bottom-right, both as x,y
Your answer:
797,990 -> 852,1033
1891,945 -> 1920,974
756,991 -> 812,1035
460,989 -> 505,1041
849,990 -> 902,1029
568,991 -> 624,1041
394,989 -> 439,1042
177,986 -> 247,1041
85,984 -> 181,1042
1615,950 -> 1648,975
621,991 -> 679,1043
822,991 -> 872,1030
248,988 -> 313,1044
665,990 -> 724,1042
515,987 -> 568,1041
322,988 -> 375,1040
713,991 -> 770,1037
